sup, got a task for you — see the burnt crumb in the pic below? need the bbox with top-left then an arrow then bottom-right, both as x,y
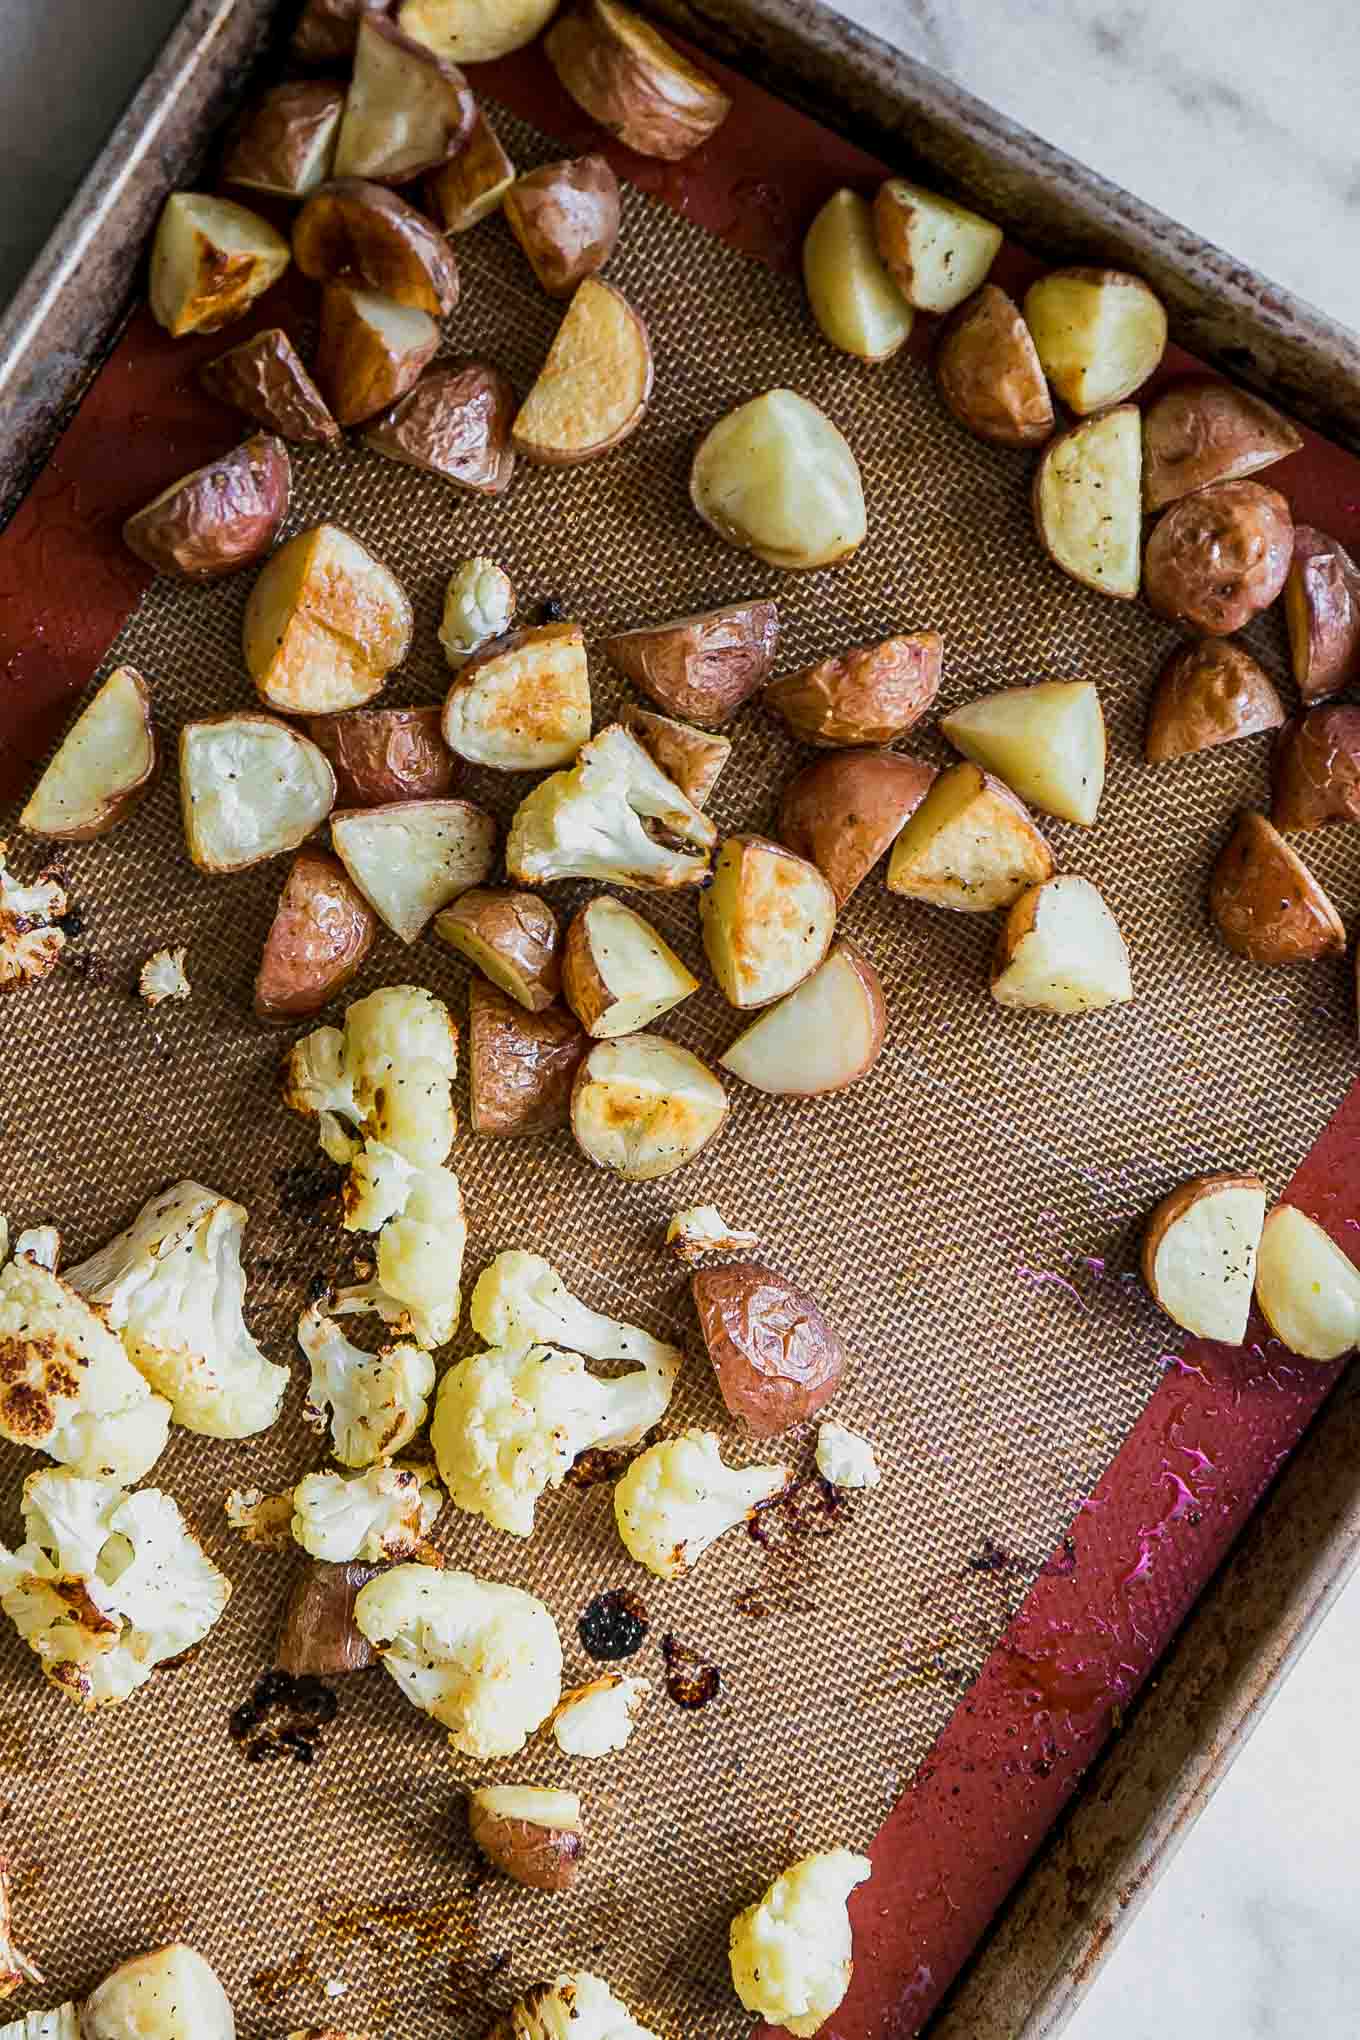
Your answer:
538,596 -> 568,622
231,1666 -> 338,1765
255,1668 -> 296,1711
564,1445 -> 634,1489
748,1475 -> 847,1549
229,1701 -> 259,1741
56,905 -> 85,938
734,1584 -> 815,1619
274,1160 -> 345,1221
486,1952 -> 510,1979
578,1588 -> 649,1661
63,951 -> 114,986
661,1632 -> 721,1709
966,1536 -> 1015,1575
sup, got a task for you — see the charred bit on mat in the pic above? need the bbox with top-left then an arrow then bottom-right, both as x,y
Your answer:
734,1584 -> 815,1619
747,1474 -> 848,1549
578,1587 -> 649,1661
537,596 -> 568,622
250,1948 -> 318,2007
274,1159 -> 346,1221
229,1667 -> 338,1765
661,1631 -> 721,1709
564,1444 -> 636,1490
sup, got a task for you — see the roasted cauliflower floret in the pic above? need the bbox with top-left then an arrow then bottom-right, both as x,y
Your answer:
334,1148 -> 466,1350
815,1420 -> 880,1489
551,1674 -> 651,1757
440,557 -> 515,667
729,1849 -> 872,2036
299,1302 -> 435,1465
292,1463 -> 442,1563
66,1183 -> 286,1438
0,1863 -> 43,2000
283,984 -> 458,1168
471,1251 -> 682,1382
613,1429 -> 788,1579
354,1562 -> 561,1759
0,2008 -> 77,2040
485,1972 -> 660,2040
506,724 -> 715,890
138,947 -> 191,1006
665,1205 -> 759,1264
0,843 -> 66,989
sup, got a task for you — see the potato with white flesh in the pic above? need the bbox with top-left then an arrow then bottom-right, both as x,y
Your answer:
1208,811 -> 1344,964
872,179 -> 1002,313
294,178 -> 459,316
1142,378 -> 1302,513
513,278 -> 653,465
200,328 -> 340,446
933,284 -> 1054,449
331,799 -> 496,944
123,433 -> 291,582
244,523 -> 412,715
615,1429 -> 788,1578
334,18 -> 474,183
553,1673 -> 650,1755
624,709 -> 730,807
401,0 -> 559,61
691,389 -> 866,571
469,979 -> 588,1135
572,1034 -> 728,1179
507,723 -> 714,889
700,835 -> 836,1009
1033,405 -> 1141,600
255,849 -> 377,1023
149,192 -> 289,337
223,80 -> 344,198
765,631 -> 942,748
363,362 -> 517,495
1023,267 -> 1167,413
1145,640 -> 1285,764
435,889 -> 561,1011
505,155 -> 620,298
941,680 -> 1106,827
468,1785 -> 584,1891
605,599 -> 779,726
83,1946 -> 235,2040
778,749 -> 934,907
440,558 -> 516,664
1142,1171 -> 1266,1345
1255,1204 -> 1360,1362
563,895 -> 698,1037
427,110 -> 516,230
180,714 -> 335,872
545,0 -> 732,158
803,189 -> 913,362
443,623 -> 591,770
720,939 -> 885,1097
316,283 -> 439,426
886,762 -> 1053,912
1285,526 -> 1360,704
21,666 -> 156,841
991,874 -> 1132,1015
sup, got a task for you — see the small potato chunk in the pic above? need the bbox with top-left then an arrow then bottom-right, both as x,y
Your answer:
294,179 -> 459,316
991,874 -> 1132,1015
434,888 -> 561,1010
277,1558 -> 381,1676
1023,267 -> 1167,414
1142,1171 -> 1266,1345
572,1033 -> 728,1179
886,762 -> 1053,912
545,0 -> 731,159
765,631 -> 942,747
1255,1204 -> 1360,1362
872,179 -> 1001,313
691,1260 -> 847,1435
623,709 -> 730,809
505,155 -> 620,298
1032,405 -> 1141,600
803,189 -> 913,362
690,388 -> 866,571
316,283 -> 439,426
244,523 -> 412,715
122,434 -> 291,581
719,939 -> 885,1096
200,328 -> 340,445
400,0 -> 559,61
21,665 -> 156,841
513,278 -> 653,465
1142,378 -> 1303,513
222,80 -> 344,198
933,284 -> 1053,449
941,680 -> 1106,827
1145,480 -> 1293,636
331,798 -> 496,943
364,362 -> 517,495
180,713 -> 336,872
604,600 -> 779,727
562,895 -> 698,1037
1272,708 -> 1360,831
468,1785 -> 584,1892
293,0 -> 390,61
1208,811 -> 1345,964
254,847 -> 377,1022
427,110 -> 516,230
1145,640 -> 1284,763
149,192 -> 290,337
778,748 -> 934,906
306,706 -> 457,806
83,1946 -> 234,2040
442,622 -> 590,770
700,834 -> 836,1010
334,17 -> 474,182
469,979 -> 588,1135
1285,525 -> 1360,704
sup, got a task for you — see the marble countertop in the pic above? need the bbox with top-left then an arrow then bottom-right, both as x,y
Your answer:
2,3 -> 1358,2036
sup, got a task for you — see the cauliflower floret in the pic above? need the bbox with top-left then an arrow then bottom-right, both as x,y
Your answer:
65,1182 -> 286,1439
292,1463 -> 442,1563
12,1227 -> 59,1271
729,1849 -> 872,2037
0,2011 -> 77,2040
138,946 -> 191,1005
472,1250 -> 682,1389
0,842 -> 66,988
283,985 -> 458,1169
815,1420 -> 880,1490
83,1945 -> 233,2040
354,1562 -> 561,1759
224,1486 -> 294,1551
0,1863 -> 43,2000
439,556 -> 515,667
486,1972 -> 659,2040
551,1674 -> 651,1757
613,1429 -> 789,1579
298,1302 -> 435,1465
334,1147 -> 466,1349
506,724 -> 715,890
665,1205 -> 759,1264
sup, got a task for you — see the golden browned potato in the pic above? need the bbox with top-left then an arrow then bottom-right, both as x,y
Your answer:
777,747 -> 934,905
700,834 -> 837,1009
1142,378 -> 1303,512
1142,1171 -> 1266,1344
180,713 -> 336,872
20,665 -> 157,841
1270,708 -> 1360,831
276,1558 -> 381,1677
1255,1203 -> 1360,1361
1145,640 -> 1285,763
512,278 -> 653,465
1208,810 -> 1345,963
765,631 -> 942,747
316,282 -> 439,426
399,0 -> 559,61
292,0 -> 390,61
623,708 -> 730,808
434,888 -> 561,1010
933,284 -> 1053,448
872,179 -> 1002,314
331,797 -> 496,943
426,109 -> 516,229
886,761 -> 1053,912
941,680 -> 1106,826
719,938 -> 886,1097
244,523 -> 412,714
691,1260 -> 847,1435
1145,480 -> 1293,636
254,848 -> 377,1022
991,874 -> 1133,1014
1023,267 -> 1167,413
562,894 -> 698,1037
467,1786 -> 584,1892
293,178 -> 459,316
1285,525 -> 1360,704
469,977 -> 588,1135
545,0 -> 731,158
505,154 -> 620,297
604,599 -> 779,726
222,80 -> 344,198
149,192 -> 290,337
442,622 -> 591,769
571,1033 -> 728,1179
803,189 -> 913,362
200,328 -> 340,445
363,362 -> 517,495
333,17 -> 474,182
306,706 -> 456,807
1032,404 -> 1141,599
122,434 -> 290,581
690,389 -> 866,571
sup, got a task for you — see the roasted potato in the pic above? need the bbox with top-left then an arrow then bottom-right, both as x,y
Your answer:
1285,525 -> 1360,704
294,178 -> 459,316
691,1260 -> 847,1434
604,599 -> 778,726
200,328 -> 341,445
1271,707 -> 1360,831
513,278 -> 653,465
1142,1170 -> 1266,1345
434,887 -> 561,1010
468,1786 -> 584,1892
20,665 -> 157,841
83,1947 -> 234,2040
316,282 -> 439,426
690,388 -> 866,571
426,110 -> 516,230
571,1033 -> 728,1179
1208,810 -> 1344,963
1032,404 -> 1141,600
363,362 -> 516,494
803,189 -> 913,362
122,434 -> 291,581
331,797 -> 496,943
1145,640 -> 1285,763
933,284 -> 1053,449
545,0 -> 731,159
941,680 -> 1106,827
222,80 -> 344,198
276,1557 -> 381,1676
1142,378 -> 1302,513
149,192 -> 290,337
777,747 -> 934,906
245,524 -> 412,715
991,874 -> 1133,1015
562,895 -> 698,1038
505,155 -> 620,298
306,706 -> 456,806
719,938 -> 885,1096
1144,480 -> 1293,636
623,708 -> 730,808
765,631 -> 942,748
180,713 -> 336,872
334,17 -> 474,182
872,179 -> 1002,314
886,762 -> 1053,912
254,848 -> 377,1022
700,834 -> 837,1009
292,0 -> 391,61
469,977 -> 587,1135
1023,267 -> 1167,414
1254,1203 -> 1360,1362
399,0 -> 559,60
442,622 -> 590,769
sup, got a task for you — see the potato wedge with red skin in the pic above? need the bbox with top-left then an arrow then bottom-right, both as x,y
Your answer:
691,1260 -> 847,1436
765,631 -> 942,748
399,0 -> 558,62
933,284 -> 1053,448
21,666 -> 157,842
622,709 -> 730,809
991,875 -> 1132,1015
513,278 -> 653,466
254,848 -> 377,1023
872,180 -> 1002,315
469,978 -> 587,1135
426,110 -> 516,229
245,523 -> 412,716
222,81 -> 344,199
467,1786 -> 583,1893
294,179 -> 458,316
363,363 -> 516,495
1208,811 -> 1345,964
1144,480 -> 1293,637
562,895 -> 698,1038
1023,267 -> 1166,414
1285,526 -> 1360,705
719,939 -> 885,1096
1270,708 -> 1360,832
316,283 -> 439,427
200,329 -> 340,446
1145,640 -> 1284,763
886,761 -> 1053,912
1142,378 -> 1302,513
690,389 -> 866,571
123,434 -> 290,581
1032,405 -> 1141,600
1255,1204 -> 1360,1362
332,798 -> 496,944
778,748 -> 934,907
443,622 -> 591,770
700,834 -> 837,1010
180,713 -> 336,873
276,1558 -> 381,1676
505,155 -> 620,298
605,600 -> 778,727
434,888 -> 561,1011
571,1033 -> 728,1180
292,0 -> 391,62
149,192 -> 290,337
305,707 -> 456,808
334,17 -> 475,183
545,0 -> 731,160
1142,1170 -> 1266,1346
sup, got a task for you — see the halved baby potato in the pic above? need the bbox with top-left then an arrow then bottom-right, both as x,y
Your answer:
244,523 -> 412,715
1142,378 -> 1303,513
765,631 -> 942,747
1033,404 -> 1141,601
469,978 -> 588,1135
21,665 -> 157,840
991,874 -> 1132,1015
442,622 -> 591,769
941,680 -> 1106,827
803,189 -> 913,362
316,283 -> 439,426
623,709 -> 731,809
886,761 -> 1053,912
333,17 -> 474,182
1285,526 -> 1360,705
293,178 -> 460,316
933,284 -> 1053,449
222,80 -> 344,199
1145,640 -> 1285,764
292,0 -> 391,61
512,278 -> 653,465
1023,267 -> 1167,414
1208,810 -> 1345,964
200,328 -> 341,446
426,109 -> 516,230
604,599 -> 779,726
331,798 -> 496,943
305,706 -> 457,807
1254,1203 -> 1360,1361
690,388 -> 866,571
700,834 -> 837,1009
505,154 -> 621,298
544,0 -> 732,159
872,179 -> 1002,314
467,1784 -> 584,1893
1144,480 -> 1293,637
778,748 -> 935,906
122,434 -> 291,581
571,1033 -> 729,1180
364,362 -> 517,495
254,847 -> 377,1022
1142,1171 -> 1267,1345
719,938 -> 885,1096
1271,707 -> 1360,832
149,192 -> 290,337
434,887 -> 561,1011
562,895 -> 699,1038
180,713 -> 336,872
401,0 -> 560,63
